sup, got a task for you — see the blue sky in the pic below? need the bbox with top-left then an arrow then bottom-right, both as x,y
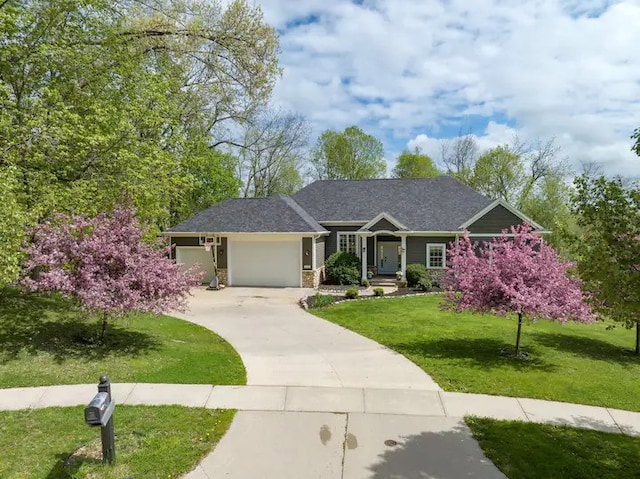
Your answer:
256,0 -> 640,176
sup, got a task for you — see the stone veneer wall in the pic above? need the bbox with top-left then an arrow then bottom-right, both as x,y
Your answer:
217,268 -> 228,286
302,267 -> 322,288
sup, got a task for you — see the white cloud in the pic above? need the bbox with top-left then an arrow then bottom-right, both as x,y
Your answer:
258,0 -> 640,177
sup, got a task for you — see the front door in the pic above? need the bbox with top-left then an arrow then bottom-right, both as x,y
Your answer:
378,242 -> 400,275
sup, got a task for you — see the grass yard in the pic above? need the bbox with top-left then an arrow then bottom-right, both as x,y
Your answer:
466,417 -> 640,479
312,295 -> 640,411
0,405 -> 234,478
0,289 -> 245,388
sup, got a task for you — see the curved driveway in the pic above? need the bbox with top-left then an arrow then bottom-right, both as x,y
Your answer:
174,287 -> 440,390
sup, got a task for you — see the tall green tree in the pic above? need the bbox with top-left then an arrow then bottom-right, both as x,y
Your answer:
392,149 -> 440,178
571,175 -> 640,354
0,0 -> 279,258
310,126 -> 385,180
0,166 -> 28,287
471,145 -> 525,204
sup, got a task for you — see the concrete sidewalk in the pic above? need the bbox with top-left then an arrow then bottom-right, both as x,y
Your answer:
1,383 -> 639,436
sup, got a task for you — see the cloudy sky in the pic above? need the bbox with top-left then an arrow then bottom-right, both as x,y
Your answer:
255,0 -> 640,177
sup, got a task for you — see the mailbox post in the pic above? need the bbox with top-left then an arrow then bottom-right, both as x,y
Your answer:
84,375 -> 116,464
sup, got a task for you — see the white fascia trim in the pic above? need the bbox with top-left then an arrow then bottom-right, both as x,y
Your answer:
165,231 -> 323,236
359,212 -> 408,231
459,199 -> 544,231
404,231 -> 463,236
467,231 -> 552,238
361,230 -> 406,237
319,221 -> 368,226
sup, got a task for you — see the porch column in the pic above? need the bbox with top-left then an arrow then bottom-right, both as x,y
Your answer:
361,235 -> 367,280
401,235 -> 407,279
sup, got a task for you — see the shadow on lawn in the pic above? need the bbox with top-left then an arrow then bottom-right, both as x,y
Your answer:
532,331 -> 640,365
0,289 -> 159,364
393,337 -> 556,372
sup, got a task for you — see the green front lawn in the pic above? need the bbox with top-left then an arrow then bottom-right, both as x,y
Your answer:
466,417 -> 640,479
0,289 -> 245,387
312,295 -> 640,411
0,406 -> 234,478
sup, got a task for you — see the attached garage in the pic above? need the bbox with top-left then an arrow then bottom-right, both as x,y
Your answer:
175,246 -> 216,283
229,236 -> 301,287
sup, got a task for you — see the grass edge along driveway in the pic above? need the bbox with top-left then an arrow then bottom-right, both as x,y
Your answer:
0,288 -> 246,388
312,294 -> 640,411
466,417 -> 640,479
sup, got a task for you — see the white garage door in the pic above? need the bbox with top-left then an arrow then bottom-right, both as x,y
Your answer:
175,247 -> 216,283
230,239 -> 300,287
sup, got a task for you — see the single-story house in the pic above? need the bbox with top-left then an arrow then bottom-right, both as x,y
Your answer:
163,177 -> 546,288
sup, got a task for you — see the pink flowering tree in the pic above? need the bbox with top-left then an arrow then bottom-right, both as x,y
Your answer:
22,208 -> 203,339
442,224 -> 595,357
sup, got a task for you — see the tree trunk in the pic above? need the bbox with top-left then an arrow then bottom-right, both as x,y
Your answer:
101,312 -> 108,340
515,313 -> 523,355
636,323 -> 639,356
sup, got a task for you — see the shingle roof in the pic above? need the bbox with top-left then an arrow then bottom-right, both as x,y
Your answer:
166,195 -> 327,233
291,177 -> 493,231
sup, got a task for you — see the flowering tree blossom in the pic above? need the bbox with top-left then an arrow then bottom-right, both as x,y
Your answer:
442,224 -> 595,356
22,208 -> 202,338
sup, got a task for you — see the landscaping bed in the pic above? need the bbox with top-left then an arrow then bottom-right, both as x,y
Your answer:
311,294 -> 640,411
0,289 -> 246,388
0,405 -> 233,478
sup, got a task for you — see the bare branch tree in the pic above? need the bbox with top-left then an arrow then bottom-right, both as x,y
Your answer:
237,107 -> 310,197
441,132 -> 479,184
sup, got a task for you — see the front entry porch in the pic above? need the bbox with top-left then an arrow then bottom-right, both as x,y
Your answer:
360,233 -> 407,281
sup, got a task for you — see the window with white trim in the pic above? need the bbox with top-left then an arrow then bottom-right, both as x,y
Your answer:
337,232 -> 359,256
426,243 -> 446,269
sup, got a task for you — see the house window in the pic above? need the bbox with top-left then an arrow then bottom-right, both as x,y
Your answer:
426,244 -> 446,269
338,232 -> 359,256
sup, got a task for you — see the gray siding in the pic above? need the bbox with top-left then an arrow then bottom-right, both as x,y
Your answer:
406,236 -> 456,265
302,237 -> 313,270
217,237 -> 228,269
171,236 -> 200,247
367,237 -> 375,265
369,218 -> 398,232
315,236 -> 326,268
323,225 -> 362,258
467,205 -> 524,234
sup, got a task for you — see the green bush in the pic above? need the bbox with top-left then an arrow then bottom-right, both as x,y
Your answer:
398,280 -> 408,288
373,287 -> 384,297
361,279 -> 370,288
345,288 -> 359,299
324,251 -> 360,285
308,293 -> 336,309
406,263 -> 429,287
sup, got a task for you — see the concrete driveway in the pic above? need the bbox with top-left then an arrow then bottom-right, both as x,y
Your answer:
176,287 -> 503,479
174,287 -> 440,390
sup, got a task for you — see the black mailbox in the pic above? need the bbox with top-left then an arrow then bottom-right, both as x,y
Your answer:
84,391 -> 115,427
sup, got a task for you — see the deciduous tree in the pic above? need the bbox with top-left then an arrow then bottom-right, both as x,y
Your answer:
0,166 -> 28,287
310,126 -> 385,180
443,225 -> 594,356
571,175 -> 640,354
22,208 -> 202,339
1,0 -> 279,262
392,149 -> 440,178
238,108 -> 309,197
